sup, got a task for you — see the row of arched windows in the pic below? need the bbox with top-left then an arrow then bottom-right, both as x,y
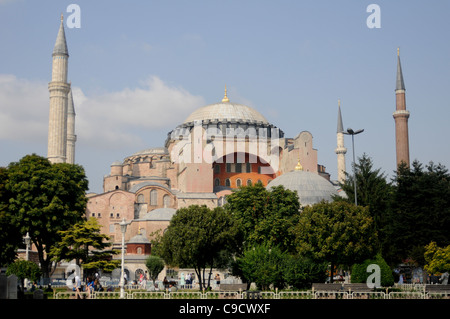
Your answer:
137,190 -> 172,207
214,178 -> 266,188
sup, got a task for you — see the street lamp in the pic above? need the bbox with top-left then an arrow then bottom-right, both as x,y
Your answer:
23,232 -> 31,290
119,218 -> 131,299
343,128 -> 364,206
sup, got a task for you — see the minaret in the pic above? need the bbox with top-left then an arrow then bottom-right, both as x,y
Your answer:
335,100 -> 347,184
66,87 -> 76,164
393,48 -> 410,168
47,14 -> 70,164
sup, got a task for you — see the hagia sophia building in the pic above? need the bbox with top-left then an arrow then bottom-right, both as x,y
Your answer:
45,16 -> 410,281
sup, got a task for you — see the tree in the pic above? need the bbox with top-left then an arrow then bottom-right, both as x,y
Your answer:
159,205 -> 241,290
234,243 -> 287,290
145,255 -> 165,286
282,255 -> 328,290
225,183 -> 300,252
337,153 -> 392,234
50,218 -> 119,277
0,166 -> 22,266
424,242 -> 450,275
294,201 -> 378,282
6,259 -> 42,292
350,253 -> 394,287
384,161 -> 450,264
5,154 -> 89,279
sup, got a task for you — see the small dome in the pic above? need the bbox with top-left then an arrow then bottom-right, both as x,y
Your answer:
128,233 -> 150,244
183,101 -> 269,124
267,170 -> 339,206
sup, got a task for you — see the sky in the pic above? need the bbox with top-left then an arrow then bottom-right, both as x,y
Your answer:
1,0 -> 449,194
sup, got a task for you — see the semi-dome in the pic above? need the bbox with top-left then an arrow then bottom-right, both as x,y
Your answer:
266,165 -> 339,206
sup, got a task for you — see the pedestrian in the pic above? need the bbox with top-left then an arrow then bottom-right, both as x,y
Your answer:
215,273 -> 221,286
74,275 -> 82,299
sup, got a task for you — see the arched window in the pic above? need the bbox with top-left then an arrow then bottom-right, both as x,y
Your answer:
236,179 -> 242,187
225,179 -> 231,187
137,247 -> 142,254
163,194 -> 171,208
137,194 -> 145,203
247,179 -> 252,186
214,178 -> 220,186
150,189 -> 157,206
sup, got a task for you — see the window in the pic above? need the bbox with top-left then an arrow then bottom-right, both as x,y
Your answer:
137,247 -> 142,254
225,179 -> 231,187
235,163 -> 242,173
246,162 -> 252,173
214,178 -> 220,186
214,164 -> 220,173
137,194 -> 145,203
247,179 -> 252,186
150,189 -> 157,205
163,194 -> 171,208
226,163 -> 232,173
236,179 -> 242,187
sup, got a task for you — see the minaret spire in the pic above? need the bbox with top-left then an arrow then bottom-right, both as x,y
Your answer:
47,15 -> 70,164
393,48 -> 410,168
335,99 -> 347,184
66,86 -> 77,164
222,85 -> 229,102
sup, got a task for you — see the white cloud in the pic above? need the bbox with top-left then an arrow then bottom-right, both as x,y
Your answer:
0,74 -> 205,150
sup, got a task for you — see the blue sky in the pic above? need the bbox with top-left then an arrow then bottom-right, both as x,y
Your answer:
1,0 -> 449,193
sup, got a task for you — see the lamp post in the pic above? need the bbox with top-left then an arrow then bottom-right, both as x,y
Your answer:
119,218 -> 130,299
23,232 -> 31,290
343,128 -> 364,206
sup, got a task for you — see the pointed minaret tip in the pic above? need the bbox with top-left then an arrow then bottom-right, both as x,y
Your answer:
396,48 -> 405,91
337,99 -> 344,133
53,14 -> 69,56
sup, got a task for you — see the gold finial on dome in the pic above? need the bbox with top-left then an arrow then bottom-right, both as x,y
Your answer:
222,85 -> 229,102
295,159 -> 303,171
397,47 -> 400,56
61,13 -> 64,22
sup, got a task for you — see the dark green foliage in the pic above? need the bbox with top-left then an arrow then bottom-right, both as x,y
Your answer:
234,243 -> 286,290
383,161 -> 450,264
225,183 -> 300,252
3,154 -> 89,278
351,254 -> 394,287
145,255 -> 165,285
6,259 -> 42,291
159,205 -> 241,290
282,255 -> 327,289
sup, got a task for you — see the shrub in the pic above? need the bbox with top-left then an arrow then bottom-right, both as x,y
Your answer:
351,254 -> 394,287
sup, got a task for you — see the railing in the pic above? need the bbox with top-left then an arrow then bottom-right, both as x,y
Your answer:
54,289 -> 450,300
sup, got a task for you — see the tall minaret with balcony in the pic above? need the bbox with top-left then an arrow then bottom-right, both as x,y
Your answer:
335,100 -> 347,184
47,14 -> 70,164
393,48 -> 410,168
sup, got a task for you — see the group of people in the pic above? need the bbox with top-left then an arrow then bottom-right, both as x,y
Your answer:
72,273 -> 104,299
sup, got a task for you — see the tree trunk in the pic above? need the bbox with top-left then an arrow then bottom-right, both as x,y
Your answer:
330,261 -> 334,283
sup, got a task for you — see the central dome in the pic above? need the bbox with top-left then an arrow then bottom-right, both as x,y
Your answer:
183,101 -> 269,124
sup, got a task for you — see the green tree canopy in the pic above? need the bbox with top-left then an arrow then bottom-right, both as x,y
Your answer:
50,218 -> 119,276
424,242 -> 450,275
4,154 -> 89,278
0,166 -> 22,266
145,255 -> 165,286
337,153 -> 393,234
225,183 -> 300,252
294,201 -> 378,282
159,205 -> 241,290
384,161 -> 450,264
6,259 -> 42,291
234,243 -> 287,290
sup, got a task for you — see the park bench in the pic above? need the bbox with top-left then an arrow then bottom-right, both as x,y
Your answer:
312,283 -> 343,292
219,283 -> 248,291
343,283 -> 373,292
